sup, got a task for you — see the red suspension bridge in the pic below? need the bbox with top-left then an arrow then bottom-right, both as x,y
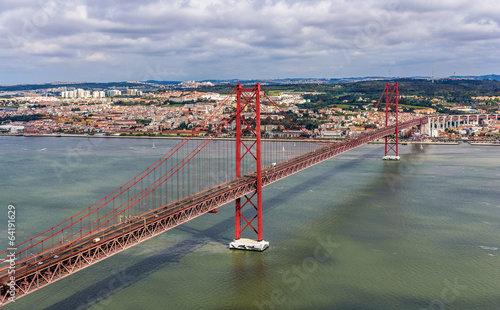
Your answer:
0,83 -> 427,305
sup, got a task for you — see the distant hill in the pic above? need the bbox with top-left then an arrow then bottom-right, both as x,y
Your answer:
3,75 -> 500,93
452,74 -> 500,81
144,80 -> 181,85
0,81 -> 150,93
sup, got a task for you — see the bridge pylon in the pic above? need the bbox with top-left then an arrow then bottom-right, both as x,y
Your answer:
229,83 -> 269,251
380,82 -> 400,161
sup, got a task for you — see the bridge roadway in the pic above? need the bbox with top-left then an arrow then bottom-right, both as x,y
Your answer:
0,117 -> 427,305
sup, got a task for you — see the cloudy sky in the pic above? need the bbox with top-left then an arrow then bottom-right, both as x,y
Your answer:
0,0 -> 499,84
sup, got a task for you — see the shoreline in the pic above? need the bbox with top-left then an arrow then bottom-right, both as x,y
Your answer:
0,133 -> 306,143
1,133 -> 499,146
369,140 -> 461,145
468,142 -> 500,146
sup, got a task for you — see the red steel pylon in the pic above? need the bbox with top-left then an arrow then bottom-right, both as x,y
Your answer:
231,83 -> 268,251
381,82 -> 400,159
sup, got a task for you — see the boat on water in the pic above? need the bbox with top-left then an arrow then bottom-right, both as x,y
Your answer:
152,142 -> 156,149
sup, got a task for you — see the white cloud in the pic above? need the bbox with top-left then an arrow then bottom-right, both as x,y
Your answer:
0,0 -> 499,83
85,52 -> 107,62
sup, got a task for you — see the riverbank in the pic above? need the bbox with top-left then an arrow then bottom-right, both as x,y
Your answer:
369,140 -> 500,146
0,133 -> 305,143
2,133 -> 499,146
369,140 -> 461,145
469,142 -> 500,146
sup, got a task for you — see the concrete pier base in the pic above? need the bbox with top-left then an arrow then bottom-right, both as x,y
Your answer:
229,238 -> 269,251
382,155 -> 400,161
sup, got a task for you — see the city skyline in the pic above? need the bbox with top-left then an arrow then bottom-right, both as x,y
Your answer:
1,0 -> 499,84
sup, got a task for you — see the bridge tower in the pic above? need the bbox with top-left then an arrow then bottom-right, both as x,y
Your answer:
229,83 -> 269,251
381,82 -> 400,161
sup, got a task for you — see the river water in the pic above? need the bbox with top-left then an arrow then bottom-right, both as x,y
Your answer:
0,136 -> 499,310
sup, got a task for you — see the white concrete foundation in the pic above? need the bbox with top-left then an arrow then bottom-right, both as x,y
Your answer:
229,238 -> 269,251
382,155 -> 400,161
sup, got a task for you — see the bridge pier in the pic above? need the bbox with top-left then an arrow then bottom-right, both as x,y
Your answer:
229,238 -> 269,251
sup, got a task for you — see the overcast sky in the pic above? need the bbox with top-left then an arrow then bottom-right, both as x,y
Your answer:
0,0 -> 499,84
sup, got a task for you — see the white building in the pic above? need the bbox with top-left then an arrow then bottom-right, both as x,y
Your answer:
61,89 -> 91,99
92,91 -> 106,98
0,125 -> 24,133
76,88 -> 85,98
106,90 -> 122,97
61,90 -> 77,98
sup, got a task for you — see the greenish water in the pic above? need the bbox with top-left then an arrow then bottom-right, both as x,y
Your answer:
0,137 -> 499,309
